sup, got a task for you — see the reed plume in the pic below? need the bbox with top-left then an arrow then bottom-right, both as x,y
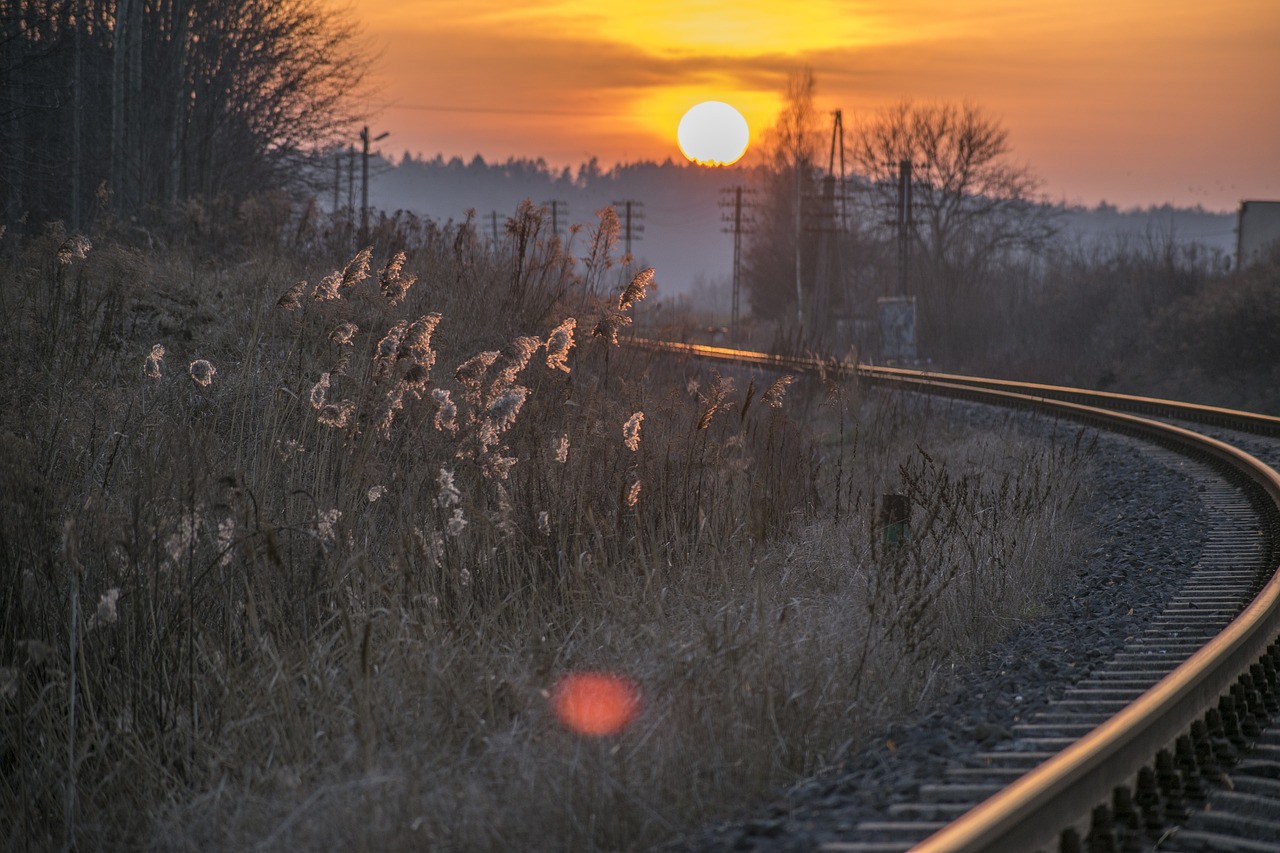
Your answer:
330,321 -> 359,345
592,312 -> 632,346
309,372 -> 331,410
398,313 -> 442,370
432,388 -> 459,433
317,400 -> 356,429
490,485 -> 517,536
622,411 -> 644,452
339,246 -> 373,292
312,271 -> 342,302
377,382 -> 406,439
436,468 -> 461,508
618,267 -> 655,310
484,452 -> 518,481
143,344 -> 165,380
57,234 -> 91,265
446,508 -> 467,537
456,351 -> 500,410
491,337 -> 541,391
374,320 -> 409,381
314,508 -> 341,548
761,375 -> 795,409
696,373 -> 733,430
456,351 -> 499,389
276,280 -> 307,310
545,317 -> 576,372
378,250 -> 416,305
86,588 -> 120,630
486,386 -> 529,435
188,359 -> 216,387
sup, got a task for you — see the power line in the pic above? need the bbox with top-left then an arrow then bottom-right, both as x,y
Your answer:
360,125 -> 390,244
387,102 -> 616,117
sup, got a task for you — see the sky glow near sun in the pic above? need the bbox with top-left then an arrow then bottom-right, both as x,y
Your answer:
348,0 -> 1280,211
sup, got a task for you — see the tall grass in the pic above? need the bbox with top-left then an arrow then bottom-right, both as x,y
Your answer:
0,208 -> 1087,851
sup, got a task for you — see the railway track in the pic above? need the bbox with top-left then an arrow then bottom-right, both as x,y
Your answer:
629,337 -> 1280,853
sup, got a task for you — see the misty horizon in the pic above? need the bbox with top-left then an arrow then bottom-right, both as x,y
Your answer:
358,150 -> 1241,301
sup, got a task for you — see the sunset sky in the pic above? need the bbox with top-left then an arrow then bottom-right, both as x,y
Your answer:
346,0 -> 1280,212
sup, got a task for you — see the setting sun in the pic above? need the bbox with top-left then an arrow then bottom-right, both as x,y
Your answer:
677,101 -> 751,166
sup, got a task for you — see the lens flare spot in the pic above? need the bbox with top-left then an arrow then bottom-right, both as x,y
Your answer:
550,672 -> 641,736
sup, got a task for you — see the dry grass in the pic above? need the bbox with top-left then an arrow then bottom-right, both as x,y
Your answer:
0,211 -> 1088,851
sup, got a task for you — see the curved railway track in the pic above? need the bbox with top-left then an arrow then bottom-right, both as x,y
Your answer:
629,337 -> 1280,853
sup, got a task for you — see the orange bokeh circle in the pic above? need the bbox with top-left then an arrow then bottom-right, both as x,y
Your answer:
550,671 -> 641,736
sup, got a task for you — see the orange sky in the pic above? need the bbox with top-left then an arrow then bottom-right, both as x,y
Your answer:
345,0 -> 1280,212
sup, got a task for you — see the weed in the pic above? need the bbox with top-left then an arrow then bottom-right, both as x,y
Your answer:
0,205 -> 1088,851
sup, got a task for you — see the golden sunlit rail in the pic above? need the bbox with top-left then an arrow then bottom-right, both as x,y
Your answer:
626,335 -> 1280,852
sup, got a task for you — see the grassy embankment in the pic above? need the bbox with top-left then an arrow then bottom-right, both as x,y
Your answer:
0,209 -> 1088,851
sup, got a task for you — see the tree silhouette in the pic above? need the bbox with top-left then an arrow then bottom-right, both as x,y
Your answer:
742,67 -> 826,327
851,100 -> 1057,293
1,0 -> 368,230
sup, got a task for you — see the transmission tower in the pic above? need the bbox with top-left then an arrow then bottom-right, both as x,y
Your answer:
542,199 -> 569,239
333,149 -> 341,215
612,199 -> 645,263
359,125 -> 389,245
720,186 -> 755,339
896,159 -> 913,297
346,145 -> 355,223
828,109 -> 848,230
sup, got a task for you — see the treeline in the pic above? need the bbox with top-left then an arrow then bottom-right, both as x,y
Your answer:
0,0 -> 365,230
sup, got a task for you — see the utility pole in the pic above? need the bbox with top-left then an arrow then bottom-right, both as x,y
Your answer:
490,211 -> 501,244
360,125 -> 389,244
346,146 -> 355,224
805,173 -> 845,338
896,159 -> 912,296
612,199 -> 644,263
878,159 -> 919,364
828,110 -> 847,231
71,0 -> 83,230
794,164 -> 803,328
543,199 -> 568,239
720,186 -> 754,339
333,149 -> 341,215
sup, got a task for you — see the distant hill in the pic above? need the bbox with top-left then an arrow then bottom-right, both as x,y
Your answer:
365,154 -> 1240,299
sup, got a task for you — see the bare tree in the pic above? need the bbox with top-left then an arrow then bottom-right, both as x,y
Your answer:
1,0 -> 368,231
852,101 -> 1057,292
743,67 -> 826,326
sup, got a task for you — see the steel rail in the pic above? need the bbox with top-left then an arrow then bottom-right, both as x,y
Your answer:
862,365 -> 1280,436
623,337 -> 1280,435
625,335 -> 1280,853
